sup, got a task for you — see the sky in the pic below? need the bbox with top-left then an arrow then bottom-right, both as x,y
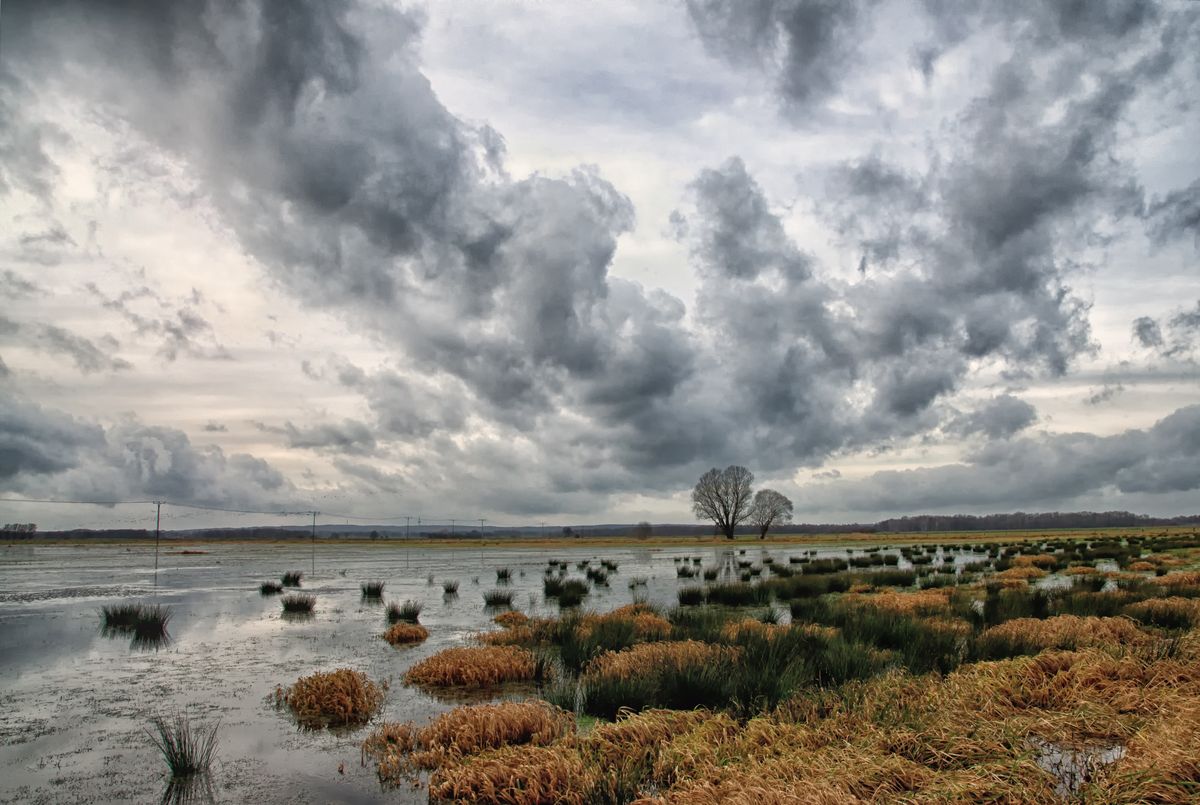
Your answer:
0,0 -> 1198,532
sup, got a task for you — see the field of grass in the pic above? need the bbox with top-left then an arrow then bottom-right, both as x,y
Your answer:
361,531 -> 1200,803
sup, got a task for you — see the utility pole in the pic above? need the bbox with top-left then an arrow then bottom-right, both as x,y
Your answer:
449,518 -> 456,536
153,501 -> 162,584
404,515 -> 411,540
309,510 -> 318,574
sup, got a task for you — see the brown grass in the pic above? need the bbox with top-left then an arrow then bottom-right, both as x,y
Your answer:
430,744 -> 593,804
846,587 -> 954,616
1122,597 -> 1200,628
494,610 -> 530,628
976,615 -> 1151,658
382,623 -> 429,645
1127,560 -> 1157,572
278,668 -> 383,729
1013,554 -> 1058,568
404,646 -> 545,687
363,701 -> 577,790
582,641 -> 738,684
995,565 -> 1049,580
1156,570 -> 1200,588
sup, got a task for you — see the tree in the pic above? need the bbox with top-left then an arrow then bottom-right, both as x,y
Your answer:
750,489 -> 793,540
631,521 -> 653,539
691,465 -> 754,540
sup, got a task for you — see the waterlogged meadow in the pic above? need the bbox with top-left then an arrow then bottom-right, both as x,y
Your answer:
2,532 -> 1200,803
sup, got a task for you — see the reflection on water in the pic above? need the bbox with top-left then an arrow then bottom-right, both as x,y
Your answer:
100,622 -> 174,652
161,773 -> 216,805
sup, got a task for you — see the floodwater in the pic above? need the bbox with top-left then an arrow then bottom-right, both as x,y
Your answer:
0,540 -> 980,803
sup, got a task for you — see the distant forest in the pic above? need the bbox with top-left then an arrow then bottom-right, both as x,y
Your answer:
15,510 -> 1200,541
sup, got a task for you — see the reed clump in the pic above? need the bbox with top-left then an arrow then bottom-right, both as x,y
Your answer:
361,581 -> 385,599
259,581 -> 283,595
405,646 -> 546,688
145,715 -> 219,778
281,570 -> 303,587
1121,596 -> 1200,629
281,593 -> 316,614
279,668 -> 383,729
386,599 -> 422,623
383,623 -> 429,645
974,615 -> 1152,659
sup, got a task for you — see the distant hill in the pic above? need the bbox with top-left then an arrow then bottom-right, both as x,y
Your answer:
18,510 -> 1200,541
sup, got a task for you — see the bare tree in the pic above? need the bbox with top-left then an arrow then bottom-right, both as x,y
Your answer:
750,489 -> 793,539
631,521 -> 653,539
691,465 -> 754,540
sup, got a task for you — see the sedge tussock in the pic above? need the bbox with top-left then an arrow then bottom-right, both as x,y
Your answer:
995,565 -> 1049,581
1084,699 -> 1200,804
1065,565 -> 1101,575
494,610 -> 530,628
1012,554 -> 1058,568
1155,570 -> 1200,588
844,587 -> 954,616
382,623 -> 428,645
429,744 -> 593,805
718,620 -> 838,643
279,668 -> 383,729
363,701 -> 576,789
404,645 -> 544,688
975,615 -> 1151,659
1127,560 -> 1157,572
581,640 -> 738,684
1122,596 -> 1200,629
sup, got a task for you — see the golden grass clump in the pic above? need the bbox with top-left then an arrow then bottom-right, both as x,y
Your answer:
976,615 -> 1151,657
1122,596 -> 1200,628
847,587 -> 954,616
1084,699 -> 1200,804
429,744 -> 594,805
494,610 -> 530,628
404,645 -> 544,688
1064,565 -> 1101,575
1012,554 -> 1058,568
279,668 -> 383,729
1155,570 -> 1200,588
582,641 -> 738,684
363,701 -> 577,790
1126,560 -> 1157,572
995,565 -> 1049,580
719,620 -> 838,643
577,606 -> 673,642
382,622 -> 429,645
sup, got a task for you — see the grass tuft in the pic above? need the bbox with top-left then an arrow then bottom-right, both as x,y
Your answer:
281,593 -> 316,614
259,581 -> 283,595
386,600 -> 422,623
281,571 -> 303,587
145,715 -> 218,778
277,668 -> 383,729
361,581 -> 385,599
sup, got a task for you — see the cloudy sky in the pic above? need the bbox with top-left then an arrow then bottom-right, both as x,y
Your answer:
1,0 -> 1198,531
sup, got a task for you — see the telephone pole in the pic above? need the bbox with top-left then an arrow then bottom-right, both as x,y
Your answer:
309,510 -> 318,574
404,515 -> 411,540
153,501 -> 162,584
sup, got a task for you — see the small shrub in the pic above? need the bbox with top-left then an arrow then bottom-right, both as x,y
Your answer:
279,668 -> 383,729
281,594 -> 316,614
281,571 -> 303,587
386,600 -> 422,623
145,715 -> 218,778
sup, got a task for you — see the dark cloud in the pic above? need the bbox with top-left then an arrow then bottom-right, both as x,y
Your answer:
0,391 -> 295,508
0,71 -> 67,202
202,422 -> 227,433
1132,301 -> 1200,359
1133,316 -> 1165,348
948,395 -> 1037,439
0,316 -> 132,374
1085,382 -> 1125,406
0,270 -> 41,299
282,419 -> 377,456
84,282 -> 231,361
686,0 -> 873,110
809,403 -> 1200,512
1146,179 -> 1200,249
0,394 -> 103,480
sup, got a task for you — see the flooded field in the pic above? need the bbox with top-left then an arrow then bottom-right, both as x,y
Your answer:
0,539 -> 864,804
3,535 -> 1198,803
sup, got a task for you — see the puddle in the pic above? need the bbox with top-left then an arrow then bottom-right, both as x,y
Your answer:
1031,737 -> 1124,797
